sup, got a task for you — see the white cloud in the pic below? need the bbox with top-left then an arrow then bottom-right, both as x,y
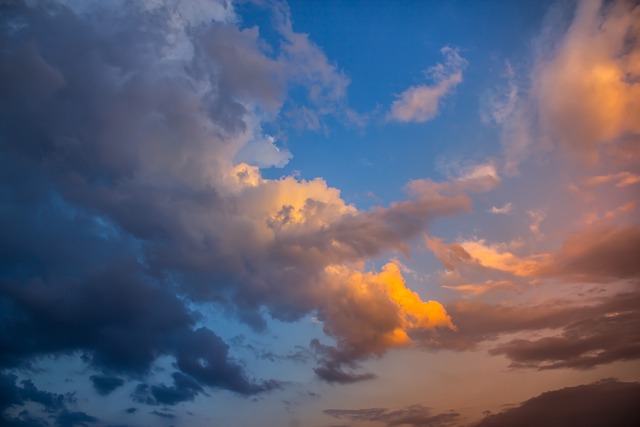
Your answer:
527,209 -> 546,235
489,202 -> 513,215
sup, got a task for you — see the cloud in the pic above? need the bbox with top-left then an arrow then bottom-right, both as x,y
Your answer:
388,47 -> 467,123
481,61 -> 518,126
270,0 -> 362,129
426,235 -> 545,287
324,405 -> 460,427
536,224 -> 640,282
89,375 -> 124,396
456,164 -> 501,193
0,0 -> 470,401
473,379 -> 640,427
488,202 -> 512,215
0,262 -> 278,400
458,240 -> 543,277
488,290 -> 640,370
526,209 -> 546,235
502,0 -> 640,170
131,373 -> 203,406
427,290 -> 640,370
408,163 -> 500,202
442,280 -> 516,297
428,223 -> 640,286
585,172 -> 640,188
312,263 -> 455,382
535,0 -> 640,163
0,372 -> 85,427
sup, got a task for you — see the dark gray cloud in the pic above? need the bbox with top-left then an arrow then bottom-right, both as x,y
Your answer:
423,290 -> 640,369
313,366 -> 377,385
0,372 -> 84,427
147,373 -> 203,406
310,339 -> 377,384
89,376 -> 124,396
0,373 -> 73,415
473,379 -> 640,427
488,294 -> 640,370
0,0 -> 288,399
324,405 -> 460,427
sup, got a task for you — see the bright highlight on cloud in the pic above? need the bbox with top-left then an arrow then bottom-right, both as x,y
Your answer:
314,263 -> 455,382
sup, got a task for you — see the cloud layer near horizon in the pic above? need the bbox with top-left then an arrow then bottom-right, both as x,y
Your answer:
324,379 -> 640,427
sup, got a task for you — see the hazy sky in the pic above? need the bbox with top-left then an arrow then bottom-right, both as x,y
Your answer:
1,1 -> 639,426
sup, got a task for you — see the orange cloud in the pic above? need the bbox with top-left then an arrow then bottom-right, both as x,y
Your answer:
459,240 -> 545,277
443,280 -> 517,297
534,0 -> 640,163
321,262 -> 455,350
429,222 -> 640,289
216,163 -> 470,382
314,263 -> 455,382
501,0 -> 640,172
585,172 -> 640,188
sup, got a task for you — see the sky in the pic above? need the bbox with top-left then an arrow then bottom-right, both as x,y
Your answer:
1,0 -> 639,426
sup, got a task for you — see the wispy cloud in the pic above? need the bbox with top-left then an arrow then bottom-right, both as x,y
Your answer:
388,47 -> 467,123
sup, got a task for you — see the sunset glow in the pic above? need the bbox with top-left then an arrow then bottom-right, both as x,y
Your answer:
1,1 -> 639,426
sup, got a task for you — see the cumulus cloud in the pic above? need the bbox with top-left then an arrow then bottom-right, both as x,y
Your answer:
0,0 -> 472,410
388,47 -> 467,123
473,379 -> 640,427
312,263 -> 455,382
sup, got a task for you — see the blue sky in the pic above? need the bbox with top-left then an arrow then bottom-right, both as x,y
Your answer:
1,1 -> 639,426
